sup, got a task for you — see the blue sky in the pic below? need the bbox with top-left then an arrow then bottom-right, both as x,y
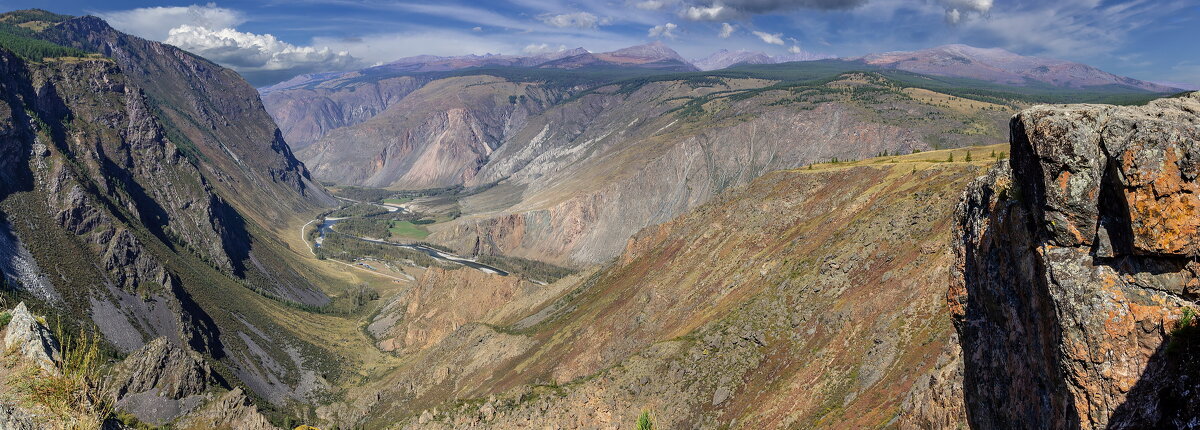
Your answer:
8,0 -> 1199,87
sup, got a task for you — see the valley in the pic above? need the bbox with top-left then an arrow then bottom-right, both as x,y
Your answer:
0,6 -> 1196,430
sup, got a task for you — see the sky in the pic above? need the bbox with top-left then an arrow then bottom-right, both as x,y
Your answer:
7,0 -> 1199,88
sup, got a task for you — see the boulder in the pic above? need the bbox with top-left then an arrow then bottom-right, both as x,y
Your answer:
2,302 -> 60,373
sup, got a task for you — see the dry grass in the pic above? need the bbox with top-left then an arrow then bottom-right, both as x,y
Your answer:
902,87 -> 1017,114
8,323 -> 112,429
803,143 -> 1010,173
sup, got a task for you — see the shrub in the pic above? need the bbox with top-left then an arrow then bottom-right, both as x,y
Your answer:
636,410 -> 655,430
1169,308 -> 1199,355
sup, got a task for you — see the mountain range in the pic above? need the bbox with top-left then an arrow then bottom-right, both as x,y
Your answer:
691,48 -> 836,70
0,7 -> 1197,430
854,44 -> 1179,92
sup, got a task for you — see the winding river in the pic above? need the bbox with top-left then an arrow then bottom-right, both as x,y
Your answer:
315,217 -> 509,276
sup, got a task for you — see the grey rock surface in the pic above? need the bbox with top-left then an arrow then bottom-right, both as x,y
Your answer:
3,302 -> 60,373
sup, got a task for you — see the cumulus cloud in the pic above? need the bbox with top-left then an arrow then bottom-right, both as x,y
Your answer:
96,3 -> 244,41
635,0 -> 674,10
718,22 -> 735,38
166,25 -> 362,85
752,30 -> 785,45
472,26 -> 483,32
940,0 -> 992,24
648,22 -> 679,39
680,0 -> 868,19
523,43 -> 568,54
683,5 -> 729,20
539,12 -> 605,29
788,44 -> 804,54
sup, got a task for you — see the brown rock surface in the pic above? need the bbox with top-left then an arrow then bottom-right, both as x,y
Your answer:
368,267 -> 549,353
951,92 -> 1200,429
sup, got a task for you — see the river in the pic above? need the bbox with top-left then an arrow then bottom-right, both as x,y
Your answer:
314,217 -> 509,276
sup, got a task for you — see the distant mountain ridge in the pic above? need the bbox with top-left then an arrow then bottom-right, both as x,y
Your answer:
691,48 -> 835,71
853,44 -> 1179,92
261,42 -> 694,94
537,41 -> 697,71
264,42 -> 1177,94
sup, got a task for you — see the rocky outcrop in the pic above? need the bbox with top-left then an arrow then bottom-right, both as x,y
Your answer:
0,403 -> 38,430
175,388 -> 280,430
950,92 -> 1200,429
2,303 -> 60,373
105,337 -> 224,425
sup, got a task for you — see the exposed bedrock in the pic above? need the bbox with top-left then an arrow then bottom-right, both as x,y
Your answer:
950,92 -> 1200,429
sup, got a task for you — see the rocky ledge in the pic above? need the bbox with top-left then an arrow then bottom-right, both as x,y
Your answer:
950,92 -> 1200,429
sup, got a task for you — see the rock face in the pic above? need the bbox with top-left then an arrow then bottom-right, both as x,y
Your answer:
2,303 -> 60,373
105,337 -> 224,425
950,92 -> 1200,429
175,388 -> 280,430
425,75 -> 1010,267
296,76 -> 562,189
0,9 -> 335,414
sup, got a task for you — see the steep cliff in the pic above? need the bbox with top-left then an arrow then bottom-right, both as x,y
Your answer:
262,75 -> 428,149
429,75 -> 1013,266
0,10 -> 341,423
951,92 -> 1200,428
297,76 -> 565,189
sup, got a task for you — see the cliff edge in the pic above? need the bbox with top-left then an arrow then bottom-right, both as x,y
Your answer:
951,92 -> 1200,429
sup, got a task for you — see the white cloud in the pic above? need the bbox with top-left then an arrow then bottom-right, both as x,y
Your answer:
96,3 -> 244,41
939,0 -> 991,24
166,25 -> 360,73
718,22 -> 735,38
752,31 -> 785,45
788,45 -> 804,54
472,26 -> 483,32
523,43 -> 568,54
539,12 -> 605,29
648,22 -> 679,39
635,0 -> 672,10
945,8 -> 962,24
683,5 -> 728,20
